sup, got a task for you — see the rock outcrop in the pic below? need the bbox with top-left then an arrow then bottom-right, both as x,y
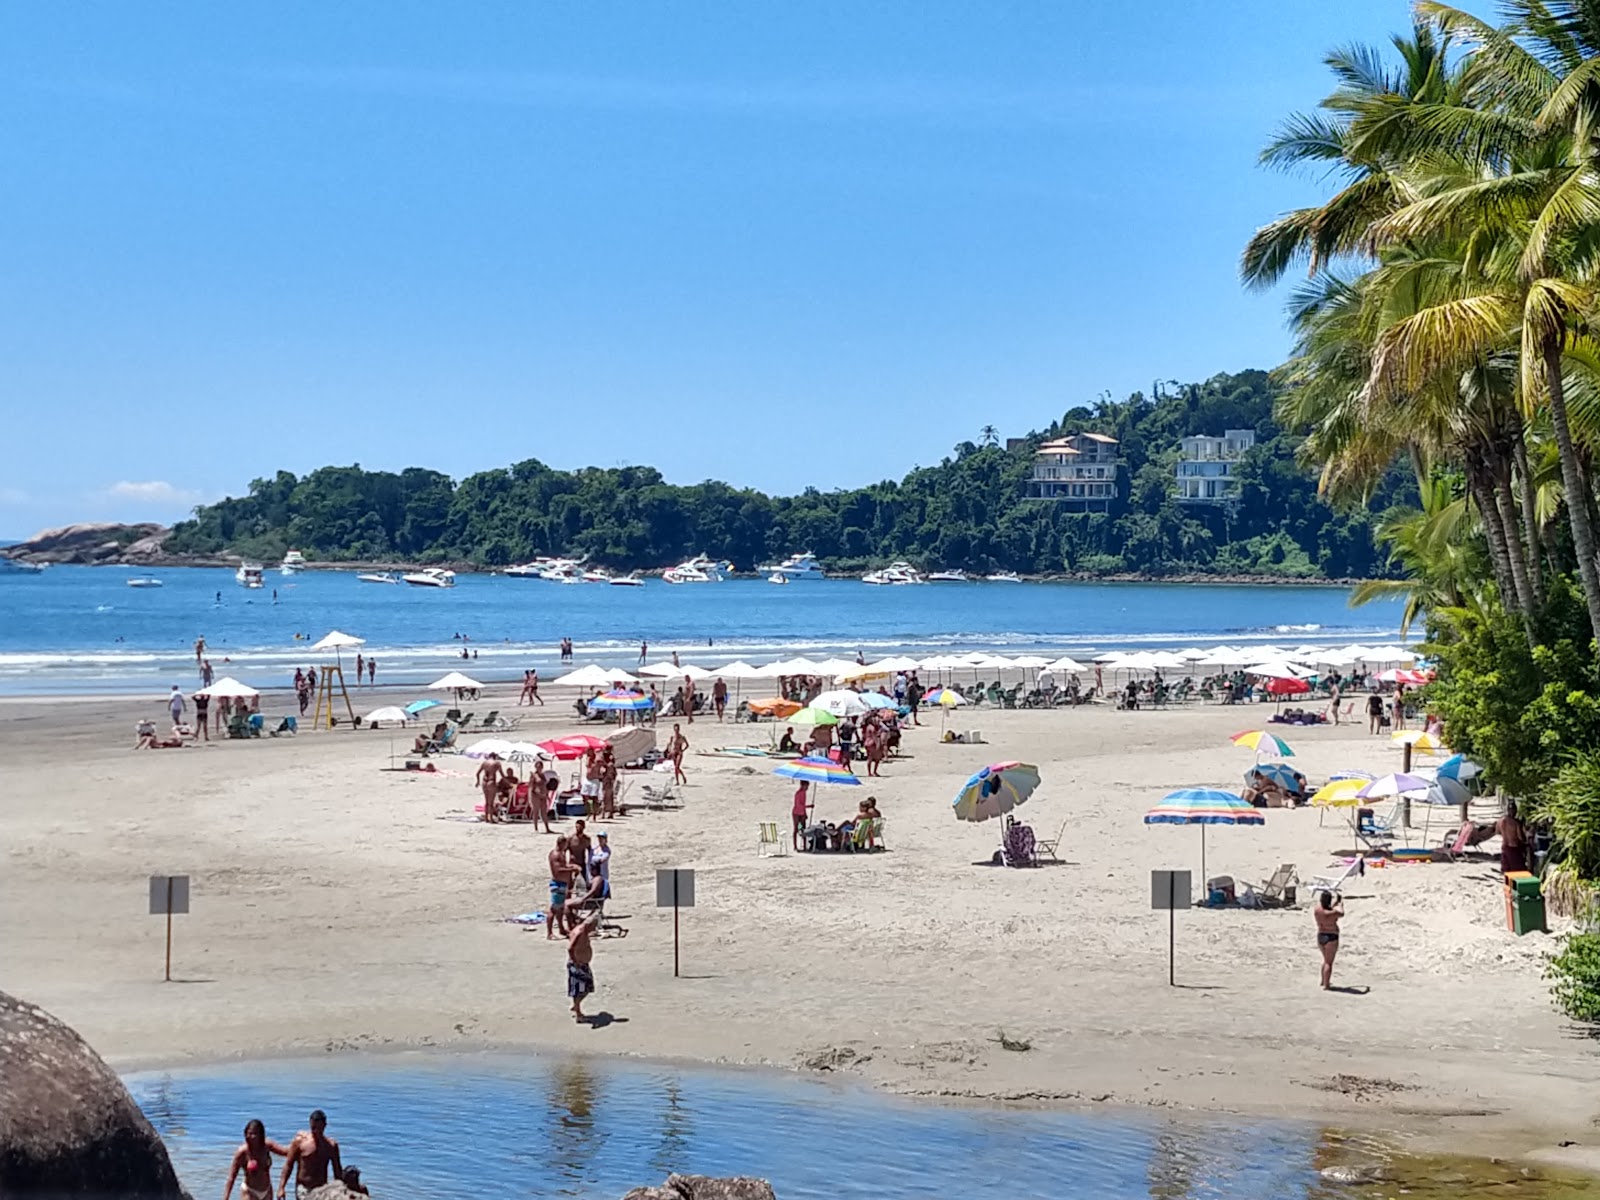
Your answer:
0,990 -> 189,1199
2,522 -> 169,565
621,1176 -> 777,1200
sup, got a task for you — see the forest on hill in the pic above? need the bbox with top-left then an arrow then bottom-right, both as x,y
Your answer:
165,368 -> 1411,578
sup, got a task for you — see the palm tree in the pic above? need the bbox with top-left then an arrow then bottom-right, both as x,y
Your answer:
979,425 -> 999,448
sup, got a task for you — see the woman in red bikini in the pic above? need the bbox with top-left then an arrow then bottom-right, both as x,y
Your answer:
224,1119 -> 290,1200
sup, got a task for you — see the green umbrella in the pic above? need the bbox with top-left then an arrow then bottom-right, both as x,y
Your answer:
790,706 -> 839,726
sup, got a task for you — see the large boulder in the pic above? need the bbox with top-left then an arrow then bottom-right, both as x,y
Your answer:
622,1177 -> 777,1200
0,990 -> 189,1199
2,523 -> 168,565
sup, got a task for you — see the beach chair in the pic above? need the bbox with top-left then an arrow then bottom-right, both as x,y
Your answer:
1032,819 -> 1067,863
641,779 -> 679,809
757,821 -> 786,857
268,716 -> 297,737
226,713 -> 252,739
478,710 -> 501,730
1304,858 -> 1363,895
1254,863 -> 1297,907
454,712 -> 476,731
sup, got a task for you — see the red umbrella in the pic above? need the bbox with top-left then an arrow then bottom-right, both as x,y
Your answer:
538,733 -> 610,760
1265,676 -> 1311,696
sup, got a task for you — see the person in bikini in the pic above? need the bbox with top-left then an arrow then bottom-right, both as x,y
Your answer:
1314,891 -> 1344,990
666,723 -> 689,785
277,1110 -> 341,1199
223,1119 -> 289,1200
476,753 -> 505,823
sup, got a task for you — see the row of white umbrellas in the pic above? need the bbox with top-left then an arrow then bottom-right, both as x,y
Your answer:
549,652 -> 1090,689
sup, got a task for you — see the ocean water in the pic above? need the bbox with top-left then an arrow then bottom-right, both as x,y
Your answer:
125,1054 -> 1575,1200
0,565 -> 1406,695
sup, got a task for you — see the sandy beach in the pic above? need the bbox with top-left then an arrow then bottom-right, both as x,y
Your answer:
2,681 -> 1596,1167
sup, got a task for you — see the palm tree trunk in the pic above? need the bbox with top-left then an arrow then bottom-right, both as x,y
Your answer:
1489,449 -> 1538,620
1511,434 -> 1545,607
1543,338 -> 1600,647
1465,458 -> 1521,619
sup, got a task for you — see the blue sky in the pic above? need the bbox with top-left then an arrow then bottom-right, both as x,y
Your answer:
0,0 -> 1406,532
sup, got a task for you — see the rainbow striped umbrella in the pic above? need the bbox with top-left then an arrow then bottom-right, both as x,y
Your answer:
953,762 -> 1041,823
1145,788 -> 1264,890
588,689 -> 653,712
772,756 -> 861,786
1230,730 -> 1294,758
924,686 -> 967,707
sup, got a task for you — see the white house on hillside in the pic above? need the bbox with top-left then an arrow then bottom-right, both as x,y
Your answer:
1175,429 -> 1256,504
1028,432 -> 1121,510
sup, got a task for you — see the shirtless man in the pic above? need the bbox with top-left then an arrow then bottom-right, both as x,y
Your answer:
712,676 -> 728,721
195,635 -> 207,672
569,819 -> 593,886
567,907 -> 602,1021
547,837 -> 577,940
476,753 -> 505,823
666,723 -> 689,786
277,1110 -> 341,1199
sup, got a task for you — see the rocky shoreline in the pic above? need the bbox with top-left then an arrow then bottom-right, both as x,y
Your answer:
0,522 -> 1373,586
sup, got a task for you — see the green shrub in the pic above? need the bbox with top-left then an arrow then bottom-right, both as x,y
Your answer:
1547,932 -> 1600,1023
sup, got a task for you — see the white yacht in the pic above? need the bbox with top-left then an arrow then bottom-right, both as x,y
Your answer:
927,569 -> 970,583
985,570 -> 1023,583
768,572 -> 790,585
864,561 -> 923,585
280,549 -> 307,575
759,552 -> 826,581
503,563 -> 544,578
662,555 -> 728,584
126,577 -> 163,588
402,567 -> 456,588
0,559 -> 46,574
357,571 -> 402,584
236,563 -> 265,588
609,572 -> 645,587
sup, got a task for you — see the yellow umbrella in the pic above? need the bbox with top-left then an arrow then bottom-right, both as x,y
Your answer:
1310,778 -> 1367,807
1391,731 -> 1443,753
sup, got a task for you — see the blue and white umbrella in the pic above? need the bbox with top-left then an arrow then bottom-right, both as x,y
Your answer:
1436,754 -> 1482,782
1244,762 -> 1302,793
405,698 -> 443,715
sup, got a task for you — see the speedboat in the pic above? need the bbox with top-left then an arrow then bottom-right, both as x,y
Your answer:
758,552 -> 825,581
927,569 -> 969,582
985,570 -> 1023,583
609,572 -> 645,587
502,563 -> 544,578
0,558 -> 46,574
402,567 -> 456,588
865,562 -> 923,585
357,571 -> 402,584
236,563 -> 265,588
126,577 -> 163,588
582,569 -> 611,584
280,550 -> 306,575
768,572 -> 789,585
663,555 -> 728,584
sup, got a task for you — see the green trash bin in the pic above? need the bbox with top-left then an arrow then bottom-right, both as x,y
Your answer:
1511,892 -> 1547,935
1511,874 -> 1542,898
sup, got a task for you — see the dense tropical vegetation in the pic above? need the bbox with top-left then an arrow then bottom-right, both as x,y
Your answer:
167,370 -> 1407,579
1243,0 -> 1600,1014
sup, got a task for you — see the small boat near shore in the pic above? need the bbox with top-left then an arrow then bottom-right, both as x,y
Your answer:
236,563 -> 265,588
863,562 -> 924,585
357,571 -> 402,584
663,555 -> 728,584
985,570 -> 1023,583
280,550 -> 306,575
609,572 -> 645,587
0,558 -> 47,574
402,567 -> 456,588
759,551 -> 825,581
126,577 -> 163,588
927,569 -> 970,582
768,572 -> 789,585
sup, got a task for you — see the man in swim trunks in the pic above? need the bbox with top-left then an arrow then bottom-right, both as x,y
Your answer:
277,1109 -> 341,1199
567,907 -> 601,1021
548,836 -> 576,940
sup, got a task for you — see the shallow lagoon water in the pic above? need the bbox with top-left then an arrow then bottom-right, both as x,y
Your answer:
126,1053 -> 1596,1199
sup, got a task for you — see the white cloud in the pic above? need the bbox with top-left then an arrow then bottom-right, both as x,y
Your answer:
103,481 -> 202,504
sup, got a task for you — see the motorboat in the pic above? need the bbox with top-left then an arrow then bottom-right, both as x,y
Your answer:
768,572 -> 789,585
758,552 -> 826,581
864,561 -> 923,585
126,577 -> 163,588
582,569 -> 612,584
236,563 -> 265,588
609,572 -> 645,587
280,550 -> 306,575
662,555 -> 728,584
536,557 -> 589,582
502,563 -> 544,578
357,571 -> 402,584
927,569 -> 970,582
402,567 -> 456,588
985,570 -> 1023,583
0,558 -> 46,574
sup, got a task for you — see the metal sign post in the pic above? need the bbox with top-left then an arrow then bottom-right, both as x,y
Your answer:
1150,869 -> 1190,987
655,868 -> 696,978
148,875 -> 190,982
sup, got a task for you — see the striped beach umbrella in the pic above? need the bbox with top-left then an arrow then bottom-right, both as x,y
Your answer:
588,689 -> 653,712
1230,730 -> 1295,758
1436,754 -> 1482,782
952,762 -> 1041,823
1358,772 -> 1431,799
924,686 -> 967,707
772,756 -> 861,786
1245,761 -> 1302,793
1145,788 -> 1264,890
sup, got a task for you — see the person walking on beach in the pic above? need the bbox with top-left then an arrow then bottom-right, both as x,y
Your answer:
528,667 -> 542,705
367,658 -> 376,686
224,1119 -> 290,1200
476,753 -> 505,823
567,906 -> 602,1022
792,780 -> 811,850
168,685 -> 186,728
355,653 -> 364,685
639,639 -> 648,665
666,723 -> 689,785
1366,691 -> 1383,734
548,837 -> 576,940
202,659 -> 215,687
712,676 -> 727,721
193,690 -> 210,741
277,1110 -> 341,1199
1314,891 -> 1343,990
905,674 -> 923,726
1328,675 -> 1342,725
195,635 -> 206,672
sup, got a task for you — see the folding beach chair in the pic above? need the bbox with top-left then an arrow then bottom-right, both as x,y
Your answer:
757,821 -> 786,857
1255,863 -> 1297,907
1304,858 -> 1363,895
1032,819 -> 1067,863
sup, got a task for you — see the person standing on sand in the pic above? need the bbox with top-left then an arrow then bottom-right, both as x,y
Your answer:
1498,801 -> 1528,875
195,636 -> 206,672
1314,891 -> 1343,990
1366,691 -> 1383,734
528,666 -> 542,705
224,1118 -> 290,1200
567,907 -> 602,1021
1328,676 -> 1342,725
712,676 -> 727,721
277,1110 -> 341,1199
792,780 -> 811,850
476,754 -> 505,823
367,658 -> 376,686
168,686 -> 186,727
639,639 -> 648,665
193,690 -> 210,741
666,723 -> 689,785
548,837 -> 576,940
355,653 -> 364,685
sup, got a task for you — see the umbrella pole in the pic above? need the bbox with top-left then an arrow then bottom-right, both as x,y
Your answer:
1200,825 -> 1207,898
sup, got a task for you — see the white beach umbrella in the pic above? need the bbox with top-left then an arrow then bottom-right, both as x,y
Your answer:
310,630 -> 366,652
1045,656 -> 1087,673
813,657 -> 862,677
195,676 -> 259,699
364,705 -> 410,727
430,671 -> 484,691
1240,661 -> 1309,680
1008,655 -> 1050,669
1148,652 -> 1190,670
636,662 -> 680,678
812,689 -> 875,717
555,664 -> 639,687
875,655 -> 923,673
1176,647 -> 1211,661
461,737 -> 517,758
771,656 -> 823,674
744,661 -> 785,677
1091,650 -> 1125,663
838,660 -> 893,682
713,660 -> 762,679
969,654 -> 1016,669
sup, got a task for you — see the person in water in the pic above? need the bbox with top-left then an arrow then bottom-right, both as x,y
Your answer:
278,1109 -> 341,1198
224,1119 -> 290,1200
1314,891 -> 1344,990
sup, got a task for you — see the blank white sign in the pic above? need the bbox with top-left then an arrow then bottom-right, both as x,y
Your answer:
149,875 -> 190,915
655,868 -> 695,908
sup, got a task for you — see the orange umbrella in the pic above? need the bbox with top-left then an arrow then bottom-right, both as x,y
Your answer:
749,697 -> 803,718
